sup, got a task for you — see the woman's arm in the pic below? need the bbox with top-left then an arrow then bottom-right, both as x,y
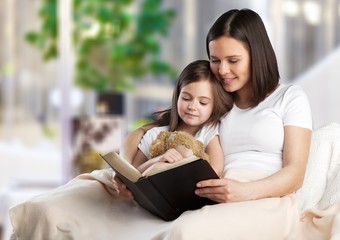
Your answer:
205,135 -> 224,177
195,126 -> 312,203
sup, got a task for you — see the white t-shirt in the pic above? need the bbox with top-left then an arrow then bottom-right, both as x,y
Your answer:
138,124 -> 219,159
220,84 -> 313,175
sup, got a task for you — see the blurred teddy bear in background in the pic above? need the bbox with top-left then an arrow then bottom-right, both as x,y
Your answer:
72,117 -> 122,174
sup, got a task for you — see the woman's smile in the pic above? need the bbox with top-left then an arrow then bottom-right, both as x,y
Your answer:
221,77 -> 237,85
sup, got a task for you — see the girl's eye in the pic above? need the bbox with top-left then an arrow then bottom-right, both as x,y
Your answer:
200,102 -> 208,106
182,97 -> 190,101
229,59 -> 238,64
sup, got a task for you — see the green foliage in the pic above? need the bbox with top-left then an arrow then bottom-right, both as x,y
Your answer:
25,0 -> 58,60
26,0 -> 177,92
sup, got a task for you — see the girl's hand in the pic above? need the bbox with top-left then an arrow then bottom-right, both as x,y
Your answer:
195,178 -> 255,203
159,148 -> 185,163
111,174 -> 134,199
174,145 -> 194,158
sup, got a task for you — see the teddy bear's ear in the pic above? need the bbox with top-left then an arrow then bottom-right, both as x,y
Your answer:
196,140 -> 204,149
193,140 -> 210,161
149,131 -> 169,159
158,131 -> 169,141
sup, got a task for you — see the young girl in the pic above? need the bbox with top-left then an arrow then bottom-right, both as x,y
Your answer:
131,59 -> 233,176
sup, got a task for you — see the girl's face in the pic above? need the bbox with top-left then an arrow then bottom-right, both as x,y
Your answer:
177,80 -> 214,128
208,36 -> 251,97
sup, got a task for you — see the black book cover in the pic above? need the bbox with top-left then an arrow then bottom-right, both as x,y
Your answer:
100,152 -> 219,221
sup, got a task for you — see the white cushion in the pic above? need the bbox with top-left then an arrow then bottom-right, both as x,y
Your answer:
296,122 -> 340,210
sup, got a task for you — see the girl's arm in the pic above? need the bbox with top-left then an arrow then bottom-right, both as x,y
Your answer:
195,126 -> 312,202
205,135 -> 224,177
131,149 -> 149,172
120,124 -> 157,162
112,125 -> 154,198
119,127 -> 147,163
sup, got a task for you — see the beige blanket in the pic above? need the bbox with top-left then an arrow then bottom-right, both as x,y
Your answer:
9,167 -> 340,240
9,123 -> 340,239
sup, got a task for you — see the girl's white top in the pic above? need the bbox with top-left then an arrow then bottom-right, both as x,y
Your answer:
138,124 -> 219,159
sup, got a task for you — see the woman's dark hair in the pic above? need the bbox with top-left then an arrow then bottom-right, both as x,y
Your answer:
206,8 -> 280,107
153,60 -> 233,131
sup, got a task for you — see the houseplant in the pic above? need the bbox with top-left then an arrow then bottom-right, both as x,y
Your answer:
26,0 -> 177,92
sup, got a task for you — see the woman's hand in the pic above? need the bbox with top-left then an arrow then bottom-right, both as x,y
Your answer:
195,178 -> 256,203
111,174 -> 134,199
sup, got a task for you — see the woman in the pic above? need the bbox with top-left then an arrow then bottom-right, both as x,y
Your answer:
195,9 -> 313,203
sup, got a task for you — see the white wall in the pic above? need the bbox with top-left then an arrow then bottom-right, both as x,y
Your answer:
295,46 -> 340,129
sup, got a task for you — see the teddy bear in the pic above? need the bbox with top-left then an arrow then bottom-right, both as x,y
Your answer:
149,131 -> 209,161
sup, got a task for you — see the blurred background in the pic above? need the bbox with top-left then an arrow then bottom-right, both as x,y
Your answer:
0,0 -> 340,238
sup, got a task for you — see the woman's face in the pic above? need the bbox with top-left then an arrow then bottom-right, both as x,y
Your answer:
209,36 -> 251,96
177,80 -> 214,128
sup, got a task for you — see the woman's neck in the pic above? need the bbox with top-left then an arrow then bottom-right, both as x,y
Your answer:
234,82 -> 254,109
234,91 -> 254,109
234,83 -> 280,109
234,97 -> 252,109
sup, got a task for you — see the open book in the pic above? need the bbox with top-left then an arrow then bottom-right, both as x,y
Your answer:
100,151 -> 219,221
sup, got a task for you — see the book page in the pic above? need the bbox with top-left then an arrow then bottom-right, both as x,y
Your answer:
142,155 -> 201,177
101,152 -> 142,182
